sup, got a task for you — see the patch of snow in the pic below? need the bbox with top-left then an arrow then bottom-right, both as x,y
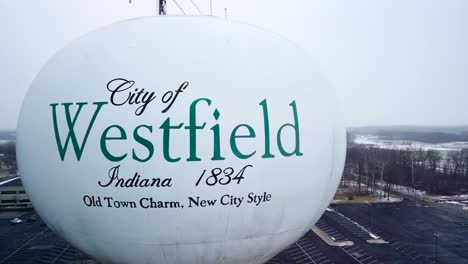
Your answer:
443,201 -> 463,205
354,135 -> 468,152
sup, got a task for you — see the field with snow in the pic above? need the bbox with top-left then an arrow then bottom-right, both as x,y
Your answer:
354,135 -> 468,152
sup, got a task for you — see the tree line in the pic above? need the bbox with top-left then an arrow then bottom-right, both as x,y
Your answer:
343,142 -> 468,197
0,141 -> 16,172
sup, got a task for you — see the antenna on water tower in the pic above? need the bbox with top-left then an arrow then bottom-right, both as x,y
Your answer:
210,0 -> 213,16
159,0 -> 167,15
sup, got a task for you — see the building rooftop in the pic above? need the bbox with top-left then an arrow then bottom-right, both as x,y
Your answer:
0,177 -> 23,188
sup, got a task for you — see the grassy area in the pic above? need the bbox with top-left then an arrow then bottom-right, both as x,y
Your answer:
333,189 -> 402,204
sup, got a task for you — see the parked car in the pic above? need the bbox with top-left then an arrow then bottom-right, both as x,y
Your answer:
10,218 -> 23,224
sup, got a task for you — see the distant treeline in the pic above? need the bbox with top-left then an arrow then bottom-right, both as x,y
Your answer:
0,130 -> 16,141
0,141 -> 16,173
349,126 -> 468,144
344,142 -> 468,196
376,130 -> 468,144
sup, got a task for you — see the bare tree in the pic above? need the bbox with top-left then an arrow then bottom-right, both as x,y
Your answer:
363,147 -> 371,194
426,149 -> 442,193
448,151 -> 464,191
461,149 -> 468,190
374,148 -> 389,199
403,147 -> 417,193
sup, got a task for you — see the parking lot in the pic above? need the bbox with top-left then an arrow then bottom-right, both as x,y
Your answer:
0,210 -> 96,264
331,200 -> 468,264
1,199 -> 467,264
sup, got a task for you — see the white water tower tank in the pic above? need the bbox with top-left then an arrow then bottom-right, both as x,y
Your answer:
17,16 -> 346,264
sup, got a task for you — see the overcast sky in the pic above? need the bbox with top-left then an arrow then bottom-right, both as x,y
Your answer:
1,0 -> 467,129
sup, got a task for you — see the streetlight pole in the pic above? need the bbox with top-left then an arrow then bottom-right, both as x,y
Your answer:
411,158 -> 415,190
434,233 -> 439,264
412,157 -> 417,206
367,202 -> 371,228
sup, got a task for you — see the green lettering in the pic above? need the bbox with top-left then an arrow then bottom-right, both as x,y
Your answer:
185,98 -> 211,162
100,125 -> 128,162
160,118 -> 183,162
50,102 -> 107,161
259,99 -> 275,158
132,125 -> 154,162
230,124 -> 256,159
277,100 -> 303,157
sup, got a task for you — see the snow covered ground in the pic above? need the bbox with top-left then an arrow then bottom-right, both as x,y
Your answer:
387,183 -> 468,211
335,180 -> 403,204
354,135 -> 468,152
340,178 -> 468,210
